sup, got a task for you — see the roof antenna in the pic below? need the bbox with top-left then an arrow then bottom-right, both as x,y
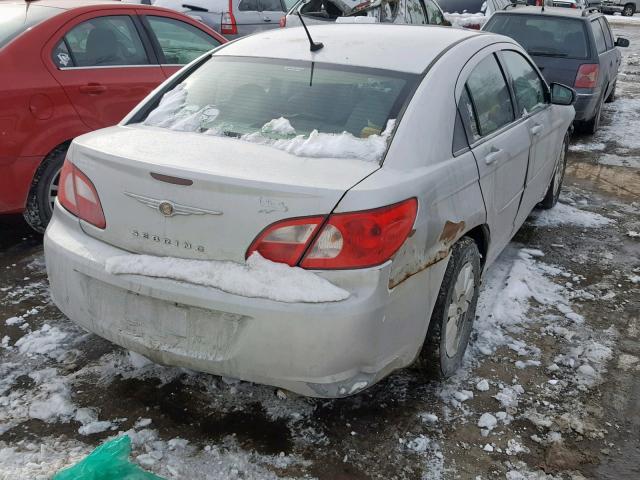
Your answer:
296,11 -> 324,52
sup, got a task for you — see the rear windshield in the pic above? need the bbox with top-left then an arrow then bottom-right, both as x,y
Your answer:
484,14 -> 589,59
138,56 -> 417,162
437,0 -> 486,14
0,5 -> 59,49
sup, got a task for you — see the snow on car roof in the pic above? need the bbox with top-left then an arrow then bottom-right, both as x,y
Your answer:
217,24 -> 481,74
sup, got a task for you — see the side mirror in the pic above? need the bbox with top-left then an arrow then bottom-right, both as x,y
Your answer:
550,82 -> 576,106
615,37 -> 630,48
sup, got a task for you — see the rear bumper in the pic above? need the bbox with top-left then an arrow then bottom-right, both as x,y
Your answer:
44,204 -> 447,397
573,91 -> 601,122
0,155 -> 42,214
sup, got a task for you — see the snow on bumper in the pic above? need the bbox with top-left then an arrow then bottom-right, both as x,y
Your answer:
44,205 -> 446,397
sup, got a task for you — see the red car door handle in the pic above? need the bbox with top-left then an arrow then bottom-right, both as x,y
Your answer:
79,83 -> 107,94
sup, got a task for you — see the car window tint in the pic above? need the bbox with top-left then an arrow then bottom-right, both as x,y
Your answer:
591,19 -> 606,54
465,54 -> 514,137
406,0 -> 428,24
63,16 -> 148,67
239,0 -> 259,10
260,0 -> 284,10
598,17 -> 614,50
52,40 -> 74,68
500,50 -> 546,117
146,16 -> 220,65
484,14 -> 589,59
458,87 -> 481,143
425,0 -> 445,25
380,0 -> 401,22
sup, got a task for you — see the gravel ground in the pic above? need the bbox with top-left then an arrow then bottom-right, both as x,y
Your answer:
0,22 -> 639,480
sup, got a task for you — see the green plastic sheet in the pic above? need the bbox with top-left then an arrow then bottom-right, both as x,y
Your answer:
53,435 -> 165,480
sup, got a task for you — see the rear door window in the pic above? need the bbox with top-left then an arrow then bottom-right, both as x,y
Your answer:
591,19 -> 606,54
425,0 -> 445,25
239,0 -> 260,10
406,0 -> 428,24
59,16 -> 149,67
598,17 -> 614,50
499,50 -> 547,117
465,54 -> 515,137
484,14 -> 589,59
260,0 -> 285,10
145,16 -> 220,65
380,0 -> 401,22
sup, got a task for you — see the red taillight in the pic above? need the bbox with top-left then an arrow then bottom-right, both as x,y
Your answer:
221,11 -> 237,35
466,23 -> 481,30
247,198 -> 418,270
575,64 -> 599,89
58,159 -> 106,229
279,15 -> 286,28
571,3 -> 577,7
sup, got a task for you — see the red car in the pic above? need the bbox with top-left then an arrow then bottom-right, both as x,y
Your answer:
0,0 -> 226,232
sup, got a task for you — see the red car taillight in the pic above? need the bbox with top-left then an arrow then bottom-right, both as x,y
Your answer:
221,11 -> 237,35
58,160 -> 106,229
247,198 -> 418,269
575,64 -> 599,89
279,15 -> 286,28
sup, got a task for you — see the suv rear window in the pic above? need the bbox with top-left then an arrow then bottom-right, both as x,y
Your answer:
484,14 -> 589,59
138,56 -> 416,160
0,5 -> 58,49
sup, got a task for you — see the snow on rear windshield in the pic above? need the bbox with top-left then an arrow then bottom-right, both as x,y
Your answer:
140,56 -> 416,162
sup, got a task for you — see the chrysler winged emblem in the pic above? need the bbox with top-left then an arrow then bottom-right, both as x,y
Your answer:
124,192 -> 223,217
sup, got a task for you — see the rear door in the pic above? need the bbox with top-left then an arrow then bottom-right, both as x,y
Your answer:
498,50 -> 555,228
458,50 -> 532,263
44,10 -> 165,130
598,16 -> 622,91
590,17 -> 612,99
139,14 -> 223,77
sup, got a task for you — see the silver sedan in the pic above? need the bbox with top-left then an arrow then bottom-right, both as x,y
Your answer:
44,24 -> 575,397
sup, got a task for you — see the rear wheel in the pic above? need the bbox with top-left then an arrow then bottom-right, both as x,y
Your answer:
622,3 -> 635,16
605,81 -> 616,103
539,132 -> 568,210
421,237 -> 481,378
581,95 -> 603,135
23,144 -> 67,233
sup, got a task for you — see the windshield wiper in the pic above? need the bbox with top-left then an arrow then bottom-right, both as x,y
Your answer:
527,51 -> 568,57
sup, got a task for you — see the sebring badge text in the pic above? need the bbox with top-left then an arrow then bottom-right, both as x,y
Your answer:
132,230 -> 205,253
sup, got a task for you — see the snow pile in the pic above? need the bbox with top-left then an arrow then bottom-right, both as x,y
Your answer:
242,119 -> 396,163
105,252 -> 350,303
445,12 -> 487,29
529,202 -> 613,228
0,440 -> 89,480
15,324 -> 68,357
261,117 -> 296,136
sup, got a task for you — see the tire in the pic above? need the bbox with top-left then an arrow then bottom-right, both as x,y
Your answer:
581,95 -> 603,135
622,3 -> 635,16
538,132 -> 569,210
421,237 -> 481,378
605,81 -> 616,103
23,144 -> 68,233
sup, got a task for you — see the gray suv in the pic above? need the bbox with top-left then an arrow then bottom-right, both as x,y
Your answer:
483,6 -> 629,134
154,0 -> 298,38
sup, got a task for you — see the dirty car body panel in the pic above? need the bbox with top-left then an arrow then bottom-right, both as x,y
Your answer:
44,25 -> 574,397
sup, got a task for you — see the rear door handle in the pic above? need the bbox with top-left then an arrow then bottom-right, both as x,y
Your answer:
79,83 -> 107,95
484,148 -> 504,165
530,124 -> 544,136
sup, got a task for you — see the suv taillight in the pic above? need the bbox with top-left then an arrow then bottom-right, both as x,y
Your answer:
58,159 -> 106,229
575,64 -> 599,89
221,11 -> 237,35
247,199 -> 418,269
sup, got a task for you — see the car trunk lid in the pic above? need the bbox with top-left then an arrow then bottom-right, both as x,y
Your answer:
530,55 -> 580,88
69,125 -> 379,263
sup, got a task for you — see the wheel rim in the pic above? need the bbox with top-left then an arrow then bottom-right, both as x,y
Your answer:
624,5 -> 633,15
48,168 -> 61,213
553,141 -> 566,197
445,262 -> 475,358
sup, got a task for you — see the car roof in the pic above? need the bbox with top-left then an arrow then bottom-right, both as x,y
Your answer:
492,5 -> 600,18
218,24 -> 484,74
11,0 -> 156,10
